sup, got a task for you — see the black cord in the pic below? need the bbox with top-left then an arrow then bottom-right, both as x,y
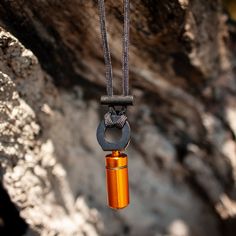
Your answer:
98,0 -> 113,96
122,0 -> 130,96
98,0 -> 130,97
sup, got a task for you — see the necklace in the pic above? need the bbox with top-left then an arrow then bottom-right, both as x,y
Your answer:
96,0 -> 133,210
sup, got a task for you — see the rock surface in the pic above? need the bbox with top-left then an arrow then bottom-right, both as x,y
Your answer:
0,1 -> 236,236
0,29 -> 101,236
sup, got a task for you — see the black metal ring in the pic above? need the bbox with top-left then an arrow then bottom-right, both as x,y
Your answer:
96,119 -> 131,151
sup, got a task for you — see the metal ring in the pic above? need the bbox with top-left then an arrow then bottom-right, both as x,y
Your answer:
96,119 -> 131,151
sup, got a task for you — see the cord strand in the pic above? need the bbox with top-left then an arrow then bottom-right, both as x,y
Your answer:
98,0 -> 130,97
122,0 -> 130,96
98,0 -> 113,96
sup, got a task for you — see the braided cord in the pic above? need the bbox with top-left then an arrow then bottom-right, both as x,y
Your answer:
98,0 -> 130,97
122,0 -> 130,96
98,0 -> 113,96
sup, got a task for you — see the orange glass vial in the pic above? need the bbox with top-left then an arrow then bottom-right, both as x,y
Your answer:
105,151 -> 129,209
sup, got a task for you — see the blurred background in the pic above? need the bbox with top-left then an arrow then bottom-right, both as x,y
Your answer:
0,0 -> 236,236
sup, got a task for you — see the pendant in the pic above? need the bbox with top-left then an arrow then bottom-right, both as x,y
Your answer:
97,111 -> 131,209
106,151 -> 129,209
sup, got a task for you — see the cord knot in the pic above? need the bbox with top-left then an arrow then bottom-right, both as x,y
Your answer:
104,112 -> 127,128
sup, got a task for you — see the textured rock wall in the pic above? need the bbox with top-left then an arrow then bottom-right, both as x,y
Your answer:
0,29 -> 101,236
0,1 -> 236,236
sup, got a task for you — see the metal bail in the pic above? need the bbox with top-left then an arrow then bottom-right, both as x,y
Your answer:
96,115 -> 131,151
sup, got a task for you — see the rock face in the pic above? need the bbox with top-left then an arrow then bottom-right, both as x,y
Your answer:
0,1 -> 236,236
0,29 -> 101,236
